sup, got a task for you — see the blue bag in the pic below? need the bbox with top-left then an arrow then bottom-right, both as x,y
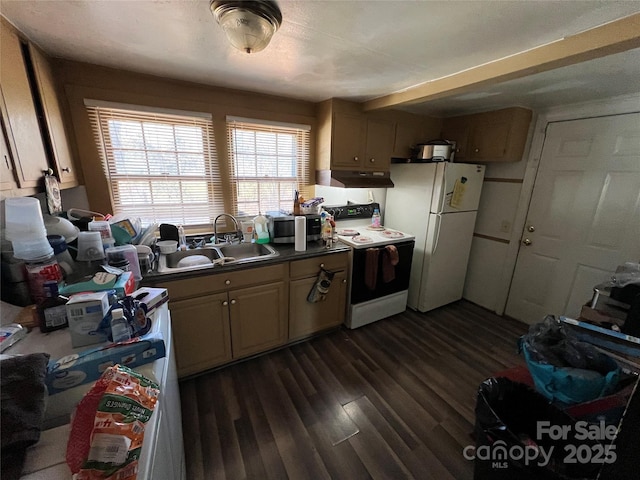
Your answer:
519,316 -> 620,404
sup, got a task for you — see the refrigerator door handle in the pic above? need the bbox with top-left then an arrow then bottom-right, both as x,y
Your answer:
433,214 -> 442,254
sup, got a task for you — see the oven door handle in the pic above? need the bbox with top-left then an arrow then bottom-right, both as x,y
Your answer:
432,214 -> 442,254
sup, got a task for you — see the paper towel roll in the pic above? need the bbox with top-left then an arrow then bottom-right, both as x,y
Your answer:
295,216 -> 306,251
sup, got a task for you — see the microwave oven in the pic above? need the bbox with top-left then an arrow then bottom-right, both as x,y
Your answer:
267,213 -> 322,243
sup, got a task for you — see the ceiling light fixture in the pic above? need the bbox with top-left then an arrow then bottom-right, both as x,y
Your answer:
210,0 -> 282,54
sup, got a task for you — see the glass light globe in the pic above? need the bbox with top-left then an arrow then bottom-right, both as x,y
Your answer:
219,9 -> 276,54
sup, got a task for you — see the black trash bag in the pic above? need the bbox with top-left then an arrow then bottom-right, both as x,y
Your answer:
473,378 -> 603,480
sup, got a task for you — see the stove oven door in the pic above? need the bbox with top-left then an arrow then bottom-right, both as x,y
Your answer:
350,240 -> 415,305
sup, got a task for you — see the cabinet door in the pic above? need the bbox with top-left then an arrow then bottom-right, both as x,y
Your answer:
364,118 -> 394,171
331,113 -> 366,170
289,270 -> 347,340
229,281 -> 287,358
468,114 -> 512,160
441,118 -> 470,161
170,293 -> 231,378
0,24 -> 48,188
0,109 -> 17,191
29,45 -> 77,184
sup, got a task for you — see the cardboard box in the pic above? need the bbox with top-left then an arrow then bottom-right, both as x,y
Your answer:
46,332 -> 166,394
60,271 -> 135,298
66,291 -> 110,347
131,287 -> 169,313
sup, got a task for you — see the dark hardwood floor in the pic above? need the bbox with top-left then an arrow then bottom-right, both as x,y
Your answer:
180,300 -> 528,479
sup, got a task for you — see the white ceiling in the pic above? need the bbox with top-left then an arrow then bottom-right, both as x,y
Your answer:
2,0 -> 640,116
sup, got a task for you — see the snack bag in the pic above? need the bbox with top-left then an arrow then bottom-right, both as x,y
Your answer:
66,364 -> 159,479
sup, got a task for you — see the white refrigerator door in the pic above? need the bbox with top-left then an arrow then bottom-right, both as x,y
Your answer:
416,211 -> 478,312
431,163 -> 485,213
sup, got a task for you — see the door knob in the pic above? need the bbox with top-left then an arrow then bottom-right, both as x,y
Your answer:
523,238 -> 532,246
527,225 -> 535,232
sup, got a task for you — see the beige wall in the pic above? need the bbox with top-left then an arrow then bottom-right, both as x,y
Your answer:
55,59 -> 319,215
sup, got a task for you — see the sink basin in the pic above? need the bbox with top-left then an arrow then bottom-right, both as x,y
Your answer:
217,242 -> 278,262
155,243 -> 278,274
157,247 -> 221,273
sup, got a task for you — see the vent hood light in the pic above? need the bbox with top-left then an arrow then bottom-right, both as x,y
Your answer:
316,170 -> 394,188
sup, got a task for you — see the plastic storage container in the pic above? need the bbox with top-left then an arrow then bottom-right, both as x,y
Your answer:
105,245 -> 142,281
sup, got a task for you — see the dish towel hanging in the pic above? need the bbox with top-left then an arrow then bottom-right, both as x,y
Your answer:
382,245 -> 399,283
365,248 -> 379,290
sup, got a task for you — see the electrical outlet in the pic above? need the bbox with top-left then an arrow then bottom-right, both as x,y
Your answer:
500,220 -> 511,233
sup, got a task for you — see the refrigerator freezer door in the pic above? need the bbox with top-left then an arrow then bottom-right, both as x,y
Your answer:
431,163 -> 485,213
416,211 -> 478,312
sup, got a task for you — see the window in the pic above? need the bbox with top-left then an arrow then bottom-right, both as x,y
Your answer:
226,117 -> 311,216
86,101 -> 223,227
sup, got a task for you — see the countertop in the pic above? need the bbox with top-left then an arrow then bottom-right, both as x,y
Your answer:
142,240 -> 350,284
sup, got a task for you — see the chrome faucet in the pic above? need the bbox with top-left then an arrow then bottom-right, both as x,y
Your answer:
213,214 -> 242,244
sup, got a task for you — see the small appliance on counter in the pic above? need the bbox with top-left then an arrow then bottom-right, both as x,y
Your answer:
267,212 -> 322,243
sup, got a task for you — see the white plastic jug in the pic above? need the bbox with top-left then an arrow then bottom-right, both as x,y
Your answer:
253,214 -> 269,244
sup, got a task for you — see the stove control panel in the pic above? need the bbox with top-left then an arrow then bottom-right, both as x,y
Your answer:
325,202 -> 380,220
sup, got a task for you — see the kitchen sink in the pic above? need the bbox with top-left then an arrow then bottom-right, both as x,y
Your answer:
217,242 -> 278,261
155,243 -> 279,274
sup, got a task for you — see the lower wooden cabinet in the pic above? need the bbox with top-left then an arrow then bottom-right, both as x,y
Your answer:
229,281 -> 288,358
289,270 -> 347,340
170,293 -> 232,377
155,254 -> 349,377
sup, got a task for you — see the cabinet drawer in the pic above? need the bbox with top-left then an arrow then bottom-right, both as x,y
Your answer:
161,263 -> 286,300
290,252 -> 349,279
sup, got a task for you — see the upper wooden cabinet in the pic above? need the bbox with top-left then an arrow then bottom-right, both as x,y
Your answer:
0,18 -> 78,191
0,22 -> 49,188
28,44 -> 78,184
317,98 -> 395,172
441,107 -> 532,162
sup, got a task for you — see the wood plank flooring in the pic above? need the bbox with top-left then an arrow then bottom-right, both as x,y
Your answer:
180,300 -> 528,479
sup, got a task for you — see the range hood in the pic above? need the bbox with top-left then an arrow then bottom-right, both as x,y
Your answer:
315,170 -> 394,188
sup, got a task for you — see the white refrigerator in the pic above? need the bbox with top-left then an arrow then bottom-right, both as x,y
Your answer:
384,162 -> 485,312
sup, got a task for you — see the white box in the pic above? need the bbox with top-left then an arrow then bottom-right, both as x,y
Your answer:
66,291 -> 110,347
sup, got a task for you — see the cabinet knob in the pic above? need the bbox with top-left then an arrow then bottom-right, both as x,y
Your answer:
527,225 -> 535,232
369,158 -> 375,163
474,148 -> 480,153
342,279 -> 347,283
523,238 -> 532,246
230,299 -> 237,305
353,156 -> 359,162
61,167 -> 70,173
225,279 -> 231,285
320,263 -> 324,268
222,301 -> 228,306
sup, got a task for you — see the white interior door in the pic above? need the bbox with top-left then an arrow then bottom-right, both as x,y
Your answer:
506,113 -> 640,324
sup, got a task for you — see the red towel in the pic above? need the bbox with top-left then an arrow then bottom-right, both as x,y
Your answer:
382,245 -> 399,283
365,248 -> 379,290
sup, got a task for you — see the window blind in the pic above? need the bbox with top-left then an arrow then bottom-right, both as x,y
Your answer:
226,117 -> 311,216
86,103 -> 224,227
